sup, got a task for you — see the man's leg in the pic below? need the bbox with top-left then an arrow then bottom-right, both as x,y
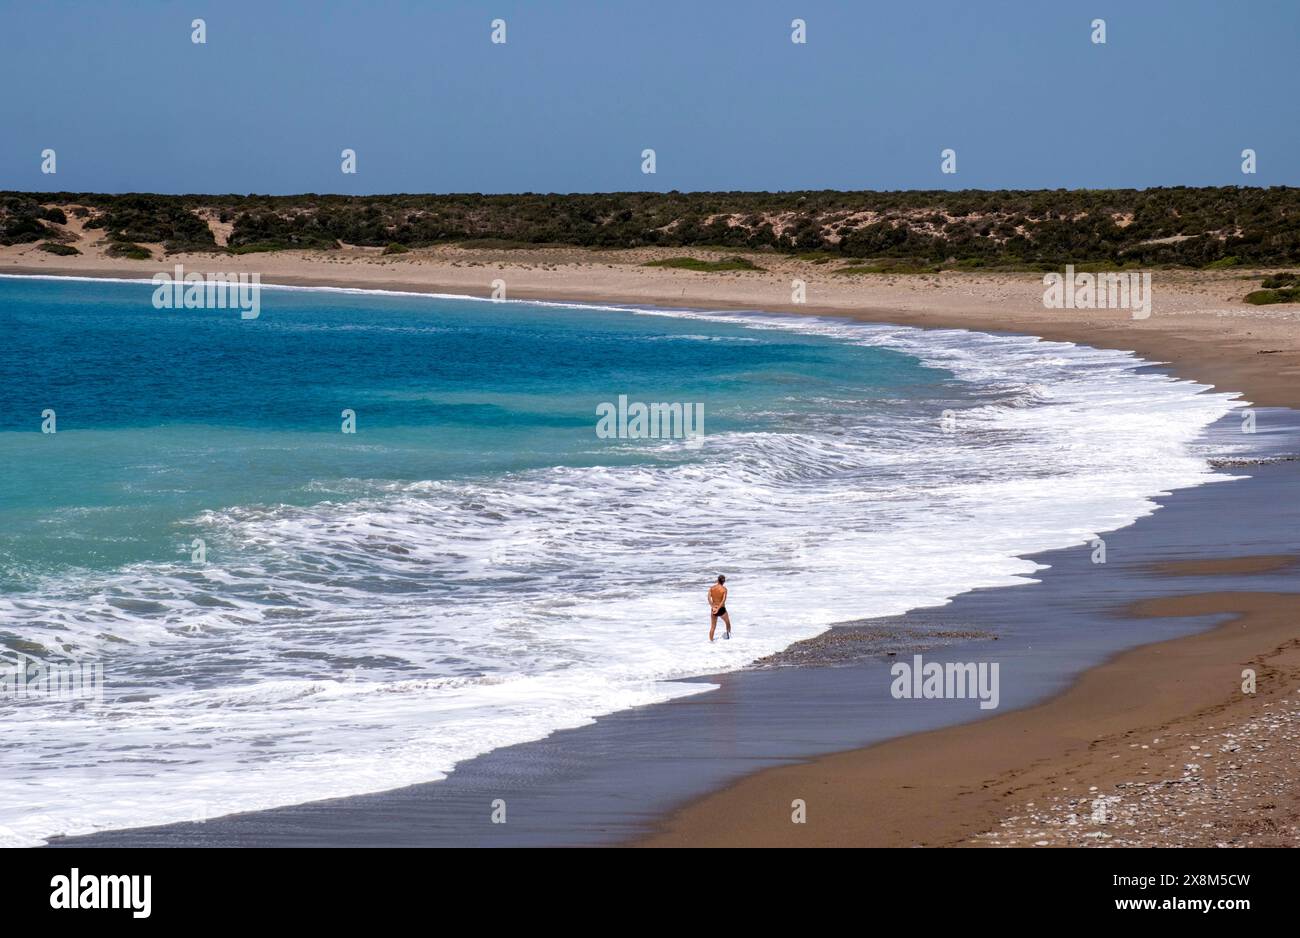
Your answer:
709,612 -> 717,641
721,612 -> 732,636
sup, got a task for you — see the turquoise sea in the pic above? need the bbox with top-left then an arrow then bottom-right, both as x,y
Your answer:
0,275 -> 1239,844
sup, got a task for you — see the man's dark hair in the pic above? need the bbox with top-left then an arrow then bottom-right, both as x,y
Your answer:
717,575 -> 726,584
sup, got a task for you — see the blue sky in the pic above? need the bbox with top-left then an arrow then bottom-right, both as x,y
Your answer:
1,0 -> 1295,194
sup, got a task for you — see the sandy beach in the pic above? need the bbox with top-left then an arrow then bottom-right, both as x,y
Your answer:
6,233 -> 1299,849
6,229 -> 1300,410
644,584 -> 1300,848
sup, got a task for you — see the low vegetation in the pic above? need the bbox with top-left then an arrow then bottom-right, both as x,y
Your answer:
3,187 -> 1298,269
643,255 -> 763,272
1244,288 -> 1300,304
0,197 -> 49,245
1243,271 -> 1300,304
104,241 -> 152,260
226,241 -> 312,255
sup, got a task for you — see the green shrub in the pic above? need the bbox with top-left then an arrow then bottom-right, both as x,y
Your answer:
382,242 -> 410,255
105,241 -> 152,260
1244,288 -> 1300,305
228,240 -> 331,254
643,255 -> 764,272
38,241 -> 80,256
4,186 -> 1300,267
164,240 -> 229,255
0,198 -> 48,245
455,238 -> 552,250
102,195 -> 214,247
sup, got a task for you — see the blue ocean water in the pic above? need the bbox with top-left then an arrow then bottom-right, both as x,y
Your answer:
0,275 -> 1240,845
0,276 -> 940,581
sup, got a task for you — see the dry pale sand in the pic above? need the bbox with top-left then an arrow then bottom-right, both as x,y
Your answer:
6,216 -> 1300,849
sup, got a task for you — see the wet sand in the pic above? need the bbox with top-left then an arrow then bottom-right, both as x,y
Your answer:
642,588 -> 1300,848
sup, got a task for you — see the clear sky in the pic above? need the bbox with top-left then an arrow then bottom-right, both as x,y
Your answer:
1,0 -> 1296,194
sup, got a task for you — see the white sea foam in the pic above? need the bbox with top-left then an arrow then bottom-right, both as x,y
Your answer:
0,306 -> 1244,847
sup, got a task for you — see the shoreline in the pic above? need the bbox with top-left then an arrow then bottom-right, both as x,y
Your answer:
641,583 -> 1300,848
3,249 -> 1299,409
7,258 -> 1299,848
45,446 -> 1300,849
636,410 -> 1300,847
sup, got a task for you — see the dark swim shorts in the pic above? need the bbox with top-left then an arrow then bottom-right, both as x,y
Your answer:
713,606 -> 728,617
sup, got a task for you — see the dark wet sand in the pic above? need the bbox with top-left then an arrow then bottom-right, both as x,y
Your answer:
641,589 -> 1300,847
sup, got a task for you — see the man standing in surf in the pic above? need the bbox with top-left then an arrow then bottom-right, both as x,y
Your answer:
709,575 -> 732,642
